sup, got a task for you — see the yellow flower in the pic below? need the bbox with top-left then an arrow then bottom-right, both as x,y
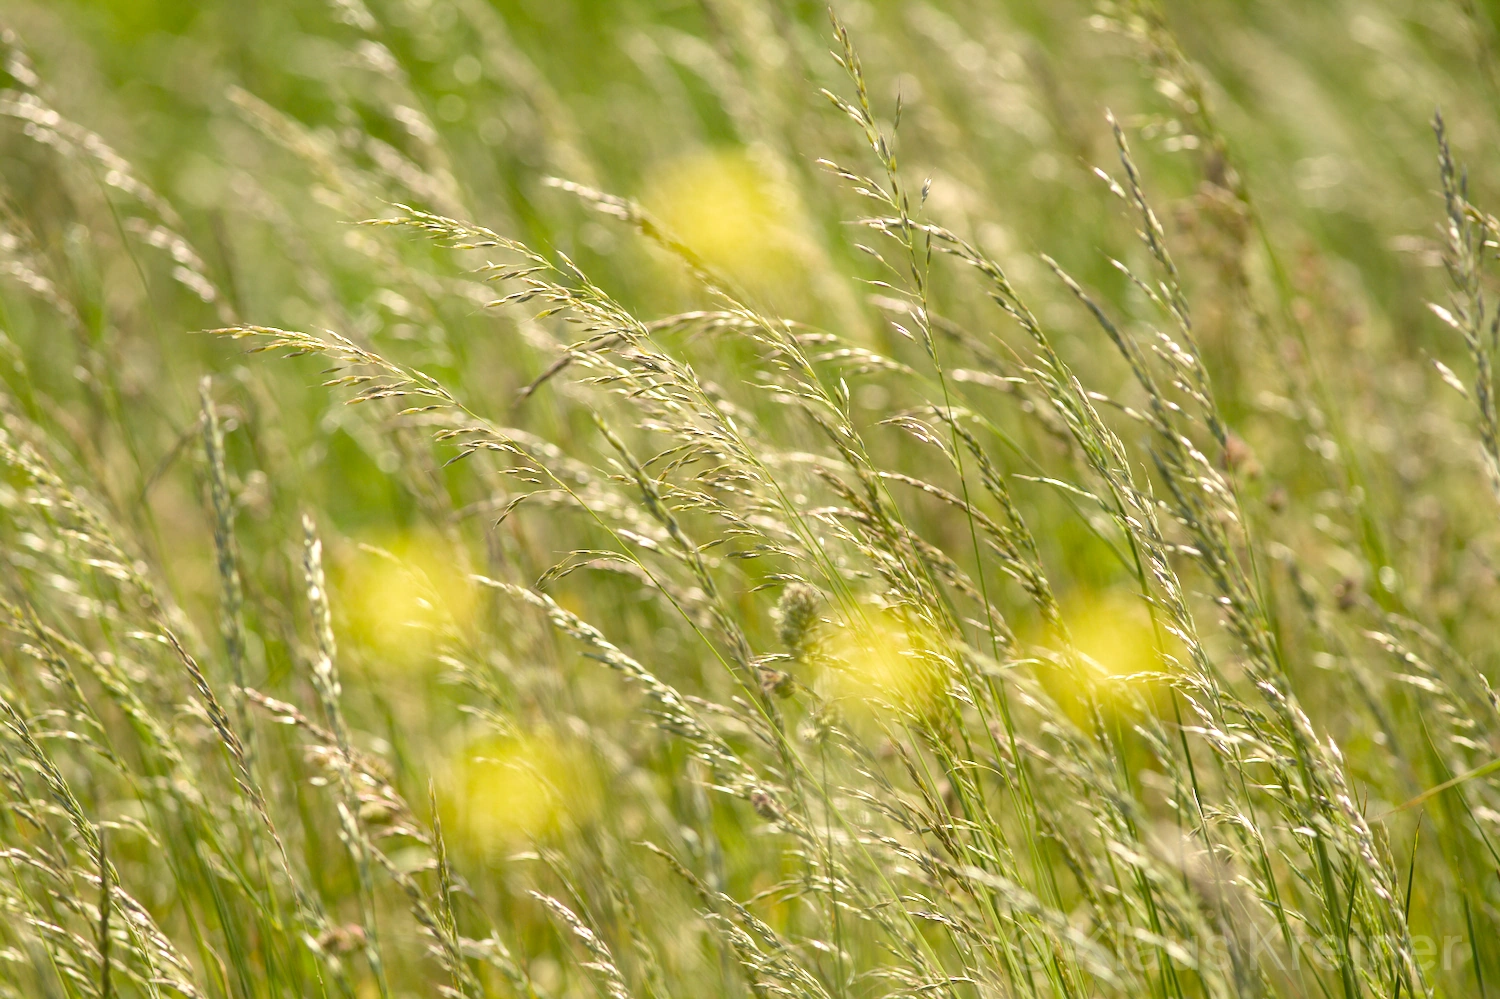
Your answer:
1066,590 -> 1159,682
642,149 -> 796,286
448,729 -> 601,853
821,606 -> 945,720
1047,589 -> 1172,721
335,531 -> 476,668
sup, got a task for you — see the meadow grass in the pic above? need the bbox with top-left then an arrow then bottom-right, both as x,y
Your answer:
3,0 -> 1500,996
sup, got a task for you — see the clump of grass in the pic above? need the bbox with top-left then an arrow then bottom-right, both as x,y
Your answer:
4,1 -> 1500,998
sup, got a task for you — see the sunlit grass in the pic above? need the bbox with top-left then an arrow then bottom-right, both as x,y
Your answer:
3,0 -> 1500,996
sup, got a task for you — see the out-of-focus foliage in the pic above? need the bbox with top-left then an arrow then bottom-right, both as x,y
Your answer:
4,0 -> 1500,996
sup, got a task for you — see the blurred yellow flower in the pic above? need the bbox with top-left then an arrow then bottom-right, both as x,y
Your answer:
449,729 -> 601,852
821,607 -> 945,719
1065,590 -> 1160,682
642,149 -> 795,285
336,531 -> 476,668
